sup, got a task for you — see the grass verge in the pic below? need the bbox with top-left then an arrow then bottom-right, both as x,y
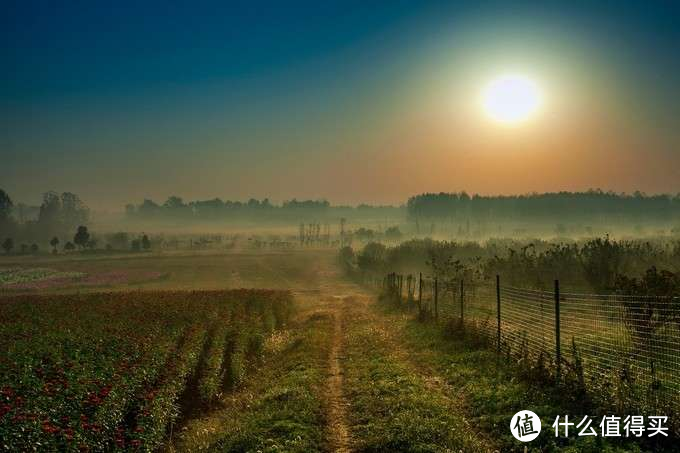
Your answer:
342,302 -> 494,452
397,312 -> 672,452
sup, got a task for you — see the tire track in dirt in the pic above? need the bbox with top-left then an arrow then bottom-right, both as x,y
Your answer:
326,298 -> 351,452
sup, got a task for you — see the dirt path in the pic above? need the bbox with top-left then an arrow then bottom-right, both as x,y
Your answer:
308,263 -> 491,452
326,298 -> 351,452
307,264 -> 364,452
167,252 -> 491,452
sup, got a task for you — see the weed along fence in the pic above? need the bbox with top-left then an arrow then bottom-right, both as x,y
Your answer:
381,272 -> 680,413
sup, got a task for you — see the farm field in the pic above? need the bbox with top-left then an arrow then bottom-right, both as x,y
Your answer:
1,248 -> 673,451
0,288 -> 293,451
0,249 -> 325,294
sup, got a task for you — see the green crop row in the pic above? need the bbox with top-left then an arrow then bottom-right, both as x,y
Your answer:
0,289 -> 294,451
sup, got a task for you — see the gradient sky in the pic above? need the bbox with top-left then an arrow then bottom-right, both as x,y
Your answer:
2,1 -> 680,209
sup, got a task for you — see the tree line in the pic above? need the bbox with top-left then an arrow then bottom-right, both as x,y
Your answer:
0,188 -> 155,255
124,196 -> 403,222
407,190 -> 680,224
0,189 -> 90,247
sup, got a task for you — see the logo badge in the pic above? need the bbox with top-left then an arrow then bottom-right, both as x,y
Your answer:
510,410 -> 541,442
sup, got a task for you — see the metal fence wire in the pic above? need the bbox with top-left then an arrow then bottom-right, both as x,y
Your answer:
382,273 -> 680,411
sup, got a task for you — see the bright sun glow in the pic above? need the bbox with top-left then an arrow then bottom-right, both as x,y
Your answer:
482,74 -> 542,125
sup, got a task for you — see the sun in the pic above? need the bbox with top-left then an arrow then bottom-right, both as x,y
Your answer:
482,74 -> 542,125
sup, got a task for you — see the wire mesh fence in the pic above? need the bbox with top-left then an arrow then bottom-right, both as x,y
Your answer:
381,272 -> 680,412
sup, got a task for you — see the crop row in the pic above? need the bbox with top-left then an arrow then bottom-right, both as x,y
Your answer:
0,289 -> 294,451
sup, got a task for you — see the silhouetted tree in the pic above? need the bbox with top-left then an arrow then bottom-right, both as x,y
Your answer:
141,234 -> 151,250
357,242 -> 388,276
50,237 -> 59,253
33,191 -> 88,240
0,189 -> 13,222
64,241 -> 75,251
0,190 -> 16,237
163,196 -> 185,209
38,191 -> 61,230
73,226 -> 90,249
30,243 -> 38,253
60,192 -> 89,229
354,228 -> 375,242
1,238 -> 13,254
338,246 -> 355,273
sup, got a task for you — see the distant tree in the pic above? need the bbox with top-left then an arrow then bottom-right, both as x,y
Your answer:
0,189 -> 13,222
38,191 -> 62,227
34,191 -> 89,240
338,246 -> 355,273
131,239 -> 141,252
354,228 -> 375,241
60,192 -> 89,229
141,234 -> 151,250
64,241 -> 75,251
357,242 -> 388,275
0,190 -> 16,237
50,237 -> 60,253
20,244 -> 28,254
30,243 -> 39,253
1,237 -> 13,254
384,226 -> 402,241
163,196 -> 185,210
73,226 -> 90,249
86,238 -> 97,249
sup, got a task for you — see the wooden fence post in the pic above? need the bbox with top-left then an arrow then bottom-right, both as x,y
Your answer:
496,275 -> 501,353
434,277 -> 439,321
460,279 -> 464,327
399,275 -> 404,302
555,279 -> 561,384
418,272 -> 422,314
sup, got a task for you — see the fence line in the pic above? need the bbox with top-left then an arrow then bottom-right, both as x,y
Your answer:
380,272 -> 680,412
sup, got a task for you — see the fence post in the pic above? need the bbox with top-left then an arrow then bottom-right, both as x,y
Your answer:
496,275 -> 501,353
418,272 -> 422,314
460,279 -> 464,327
434,277 -> 439,321
555,279 -> 561,384
399,275 -> 404,302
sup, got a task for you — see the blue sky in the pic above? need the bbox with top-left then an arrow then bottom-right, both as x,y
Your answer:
2,1 -> 680,208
